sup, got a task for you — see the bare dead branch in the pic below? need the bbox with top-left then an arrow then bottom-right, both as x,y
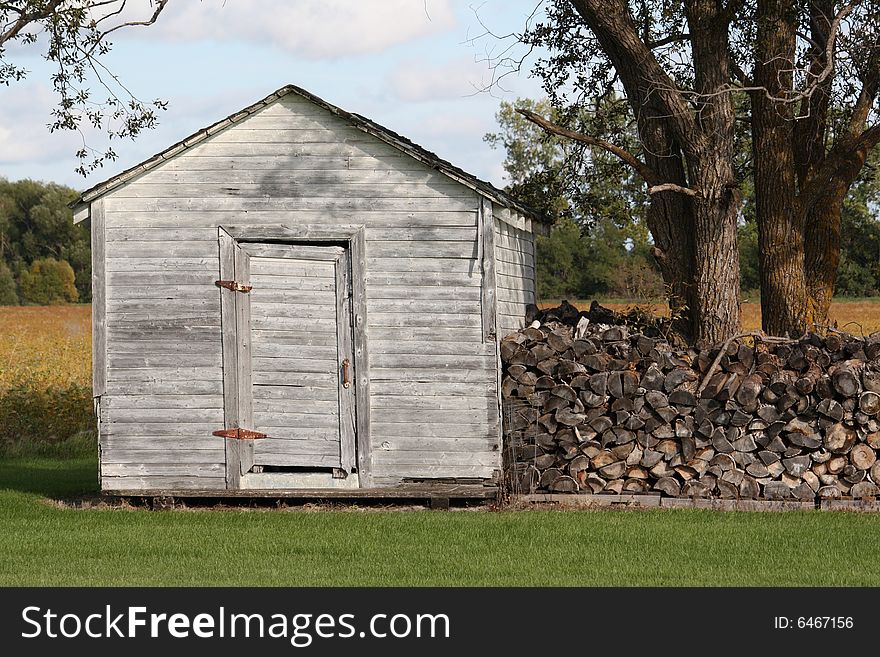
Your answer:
648,183 -> 701,197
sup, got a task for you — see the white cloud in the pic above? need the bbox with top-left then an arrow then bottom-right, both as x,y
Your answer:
387,56 -> 493,102
0,84 -> 80,166
128,0 -> 456,59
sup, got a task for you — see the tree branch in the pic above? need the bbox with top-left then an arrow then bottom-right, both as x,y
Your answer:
517,108 -> 702,198
648,183 -> 700,197
516,108 -> 661,185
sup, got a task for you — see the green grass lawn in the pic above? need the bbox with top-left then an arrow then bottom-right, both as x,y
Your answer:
3,456 -> 880,586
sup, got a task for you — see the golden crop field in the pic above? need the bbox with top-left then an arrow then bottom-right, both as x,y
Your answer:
0,305 -> 91,390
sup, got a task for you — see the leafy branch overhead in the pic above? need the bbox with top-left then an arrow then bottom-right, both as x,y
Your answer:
0,0 -> 171,175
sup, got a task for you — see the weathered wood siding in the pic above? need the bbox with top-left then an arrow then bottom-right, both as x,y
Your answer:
98,93 -> 529,490
494,207 -> 537,336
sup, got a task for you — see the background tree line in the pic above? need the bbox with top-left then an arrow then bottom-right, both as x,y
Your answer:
486,97 -> 880,304
0,179 -> 89,305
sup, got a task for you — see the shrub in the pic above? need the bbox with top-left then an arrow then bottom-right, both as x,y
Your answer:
0,383 -> 95,457
19,257 -> 78,305
0,262 -> 17,305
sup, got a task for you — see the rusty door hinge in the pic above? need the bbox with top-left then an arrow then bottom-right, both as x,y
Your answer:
215,280 -> 253,293
212,428 -> 267,440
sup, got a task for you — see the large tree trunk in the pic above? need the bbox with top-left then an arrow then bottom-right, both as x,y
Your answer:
752,0 -> 809,337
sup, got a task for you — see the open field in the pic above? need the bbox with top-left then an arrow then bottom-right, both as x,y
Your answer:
3,456 -> 880,585
543,298 -> 880,335
0,304 -> 91,390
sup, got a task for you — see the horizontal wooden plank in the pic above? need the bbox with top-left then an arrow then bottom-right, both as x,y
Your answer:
107,299 -> 218,315
250,317 -> 337,331
365,227 -> 476,242
103,395 -> 224,410
369,340 -> 492,356
365,257 -> 476,273
107,327 -> 221,342
367,242 -> 476,259
101,436 -> 226,450
370,464 -> 496,479
367,313 -> 481,328
249,428 -> 339,440
184,137 -> 411,159
252,371 -> 336,387
372,395 -> 496,410
107,271 -> 219,286
106,241 -> 216,258
369,368 -> 495,383
372,422 -> 496,438
106,227 -> 216,242
113,181 -> 474,200
103,196 -> 477,213
107,354 -> 222,369
108,340 -> 220,356
105,381 -> 224,396
102,476 -> 226,491
370,381 -> 496,397
366,285 -> 481,301
496,273 -> 535,292
251,343 -> 338,359
250,304 -> 336,320
104,408 -> 224,424
369,354 -> 495,370
373,437 -> 500,452
366,299 -> 477,315
107,367 -> 222,383
107,210 -> 477,228
250,329 -> 337,346
253,453 -> 341,468
495,244 -> 535,267
102,422 -> 219,436
102,449 -> 225,464
498,301 -> 528,318
373,408 -> 495,424
198,127 -> 370,143
139,165 -> 455,186
254,413 -> 338,429
159,154 -> 438,173
361,327 -> 483,343
106,285 -> 216,301
253,385 -> 338,401
365,272 -> 480,287
253,399 -> 339,414
102,463 -> 225,477
372,451 -> 500,466
105,257 -> 218,272
497,260 -> 535,277
255,438 -> 340,455
249,261 -> 335,278
249,276 -> 335,292
252,357 -> 336,374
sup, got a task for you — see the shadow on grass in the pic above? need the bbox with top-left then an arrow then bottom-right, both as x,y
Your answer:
0,457 -> 98,498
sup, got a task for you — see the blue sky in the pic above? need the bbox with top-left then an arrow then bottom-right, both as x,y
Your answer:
0,0 -> 549,192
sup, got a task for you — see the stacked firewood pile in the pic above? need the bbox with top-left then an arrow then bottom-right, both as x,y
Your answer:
503,305 -> 880,501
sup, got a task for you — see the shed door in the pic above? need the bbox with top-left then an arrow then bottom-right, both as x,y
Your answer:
219,235 -> 356,486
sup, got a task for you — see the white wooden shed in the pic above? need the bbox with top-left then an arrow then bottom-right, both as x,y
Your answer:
72,84 -> 546,496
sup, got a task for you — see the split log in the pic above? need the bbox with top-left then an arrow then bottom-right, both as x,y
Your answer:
850,443 -> 877,471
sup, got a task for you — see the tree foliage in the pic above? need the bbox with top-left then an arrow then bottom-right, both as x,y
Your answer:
19,257 -> 78,304
1,1 -> 170,175
0,178 -> 89,303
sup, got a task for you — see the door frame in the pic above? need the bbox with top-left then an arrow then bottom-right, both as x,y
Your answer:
218,224 -> 371,488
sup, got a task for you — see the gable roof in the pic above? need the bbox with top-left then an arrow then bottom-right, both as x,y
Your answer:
72,83 -> 543,222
